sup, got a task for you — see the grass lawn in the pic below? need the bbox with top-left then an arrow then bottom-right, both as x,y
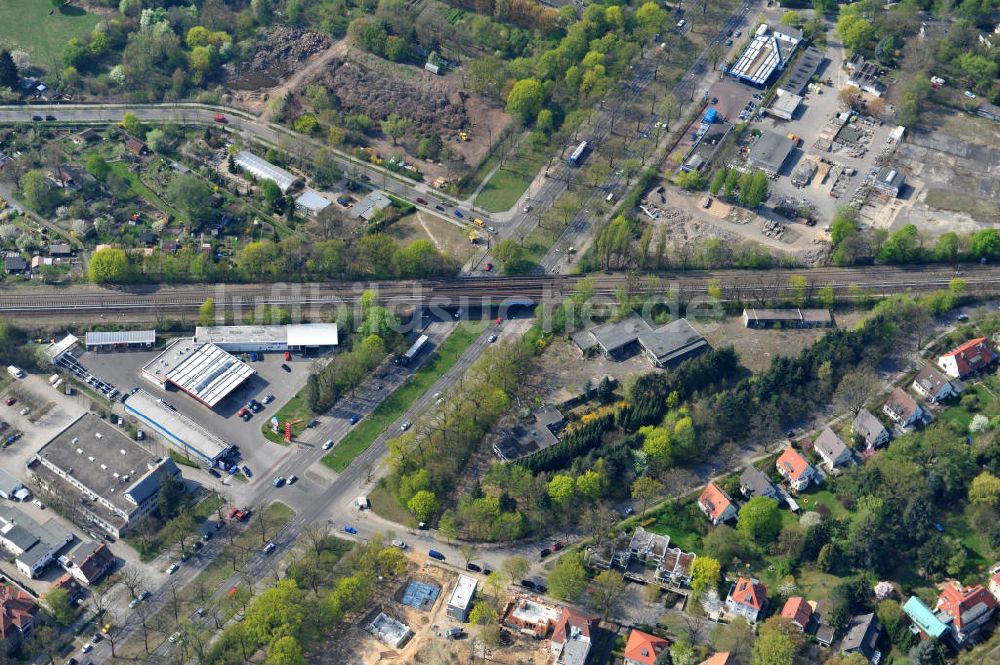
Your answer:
0,1 -> 98,65
942,513 -> 991,571
322,320 -> 488,472
124,493 -> 227,562
941,405 -> 973,430
261,384 -> 313,445
169,450 -> 200,468
474,143 -> 549,212
367,484 -> 417,528
797,489 -> 847,519
645,500 -> 707,554
109,160 -> 184,220
795,567 -> 845,602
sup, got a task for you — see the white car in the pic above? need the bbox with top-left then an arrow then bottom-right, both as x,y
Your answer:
391,539 -> 407,549
322,439 -> 334,451
964,90 -> 977,99
166,563 -> 179,575
19,407 -> 29,416
168,632 -> 183,644
31,499 -> 44,509
81,644 -> 93,654
400,422 -> 411,431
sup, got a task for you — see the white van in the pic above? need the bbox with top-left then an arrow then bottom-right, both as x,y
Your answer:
7,366 -> 24,379
677,19 -> 686,29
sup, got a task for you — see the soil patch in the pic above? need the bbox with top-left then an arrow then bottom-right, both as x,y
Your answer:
228,26 -> 332,90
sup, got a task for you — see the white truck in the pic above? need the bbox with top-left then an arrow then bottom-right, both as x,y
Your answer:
7,366 -> 25,379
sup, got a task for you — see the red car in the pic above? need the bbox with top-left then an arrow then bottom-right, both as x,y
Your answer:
483,262 -> 493,272
284,351 -> 291,361
416,197 -> 428,205
552,541 -> 564,551
4,398 -> 15,406
213,114 -> 227,123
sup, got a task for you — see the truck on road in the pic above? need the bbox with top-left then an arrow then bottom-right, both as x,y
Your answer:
7,366 -> 24,379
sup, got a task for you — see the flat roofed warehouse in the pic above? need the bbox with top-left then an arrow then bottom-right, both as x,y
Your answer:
124,389 -> 233,466
142,340 -> 255,409
234,151 -> 300,194
779,47 -> 825,96
84,330 -> 156,351
31,413 -> 181,538
447,575 -> 478,621
193,323 -> 338,353
748,130 -> 796,174
743,308 -> 833,328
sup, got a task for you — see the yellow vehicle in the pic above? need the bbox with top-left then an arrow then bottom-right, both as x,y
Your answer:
102,623 -> 112,634
473,217 -> 485,227
459,131 -> 470,141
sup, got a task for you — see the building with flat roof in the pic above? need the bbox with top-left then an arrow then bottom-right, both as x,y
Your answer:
124,389 -> 233,467
85,330 -> 156,351
873,166 -> 905,198
142,340 -> 255,409
743,308 -> 833,328
234,151 -> 299,193
350,190 -> 393,221
729,24 -> 800,87
447,575 -> 478,621
193,323 -> 338,353
769,90 -> 802,121
0,506 -> 74,578
779,47 -> 825,96
748,131 -> 796,174
31,413 -> 181,539
294,188 -> 331,218
572,314 -> 708,368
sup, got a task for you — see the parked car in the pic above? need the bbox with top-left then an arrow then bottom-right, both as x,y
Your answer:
208,468 -> 221,479
284,351 -> 292,361
262,542 -> 276,555
483,262 -> 493,272
488,334 -> 497,343
483,568 -> 493,576
4,397 -> 15,406
539,548 -> 551,558
349,414 -> 359,425
242,465 -> 252,478
466,563 -> 482,572
287,474 -> 297,485
80,644 -> 93,654
168,632 -> 182,644
454,210 -> 464,219
428,549 -> 446,561
392,539 -> 407,549
248,400 -> 262,413
281,363 -> 291,372
32,499 -> 44,509
400,422 -> 411,431
552,541 -> 564,551
272,477 -> 285,487
416,197 -> 427,205
45,115 -> 56,121
344,525 -> 358,535
166,564 -> 179,575
202,531 -> 212,541
520,579 -> 536,590
262,394 -> 275,404
195,606 -> 206,617
19,407 -> 29,416
322,439 -> 334,450
445,627 -> 465,640
535,582 -> 548,593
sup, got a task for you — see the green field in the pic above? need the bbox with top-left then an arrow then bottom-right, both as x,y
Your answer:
0,1 -> 99,65
262,383 -> 314,445
474,145 -> 549,213
322,320 -> 488,472
108,160 -> 185,220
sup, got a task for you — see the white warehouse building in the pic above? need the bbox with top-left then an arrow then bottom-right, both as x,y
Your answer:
234,151 -> 300,193
193,323 -> 339,353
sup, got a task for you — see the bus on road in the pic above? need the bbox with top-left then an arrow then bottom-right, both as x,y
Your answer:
567,141 -> 589,167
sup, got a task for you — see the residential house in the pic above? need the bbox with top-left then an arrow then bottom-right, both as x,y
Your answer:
912,366 -> 959,403
58,165 -> 93,191
882,388 -> 926,428
125,137 -> 149,157
0,584 -> 38,645
938,338 -> 996,379
550,607 -> 597,665
781,596 -> 813,631
811,600 -> 837,647
59,540 -> 115,586
71,128 -> 100,145
624,629 -> 668,665
739,465 -> 778,499
841,613 -> 882,663
47,243 -> 73,258
990,570 -> 1000,603
852,409 -> 890,451
776,447 -> 816,491
502,594 -> 561,638
50,574 -> 84,603
725,577 -> 767,623
0,506 -> 74,578
3,253 -> 27,275
698,482 -> 738,525
814,427 -> 852,468
698,655 -> 733,665
934,583 -> 997,645
903,596 -> 949,641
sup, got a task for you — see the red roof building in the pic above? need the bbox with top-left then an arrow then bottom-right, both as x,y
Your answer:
725,577 -> 768,623
938,337 -> 996,378
698,654 -> 733,665
935,583 -> 997,643
0,584 -> 37,640
775,447 -> 815,490
624,629 -> 669,665
989,570 -> 1000,604
698,481 -> 738,525
780,596 -> 813,630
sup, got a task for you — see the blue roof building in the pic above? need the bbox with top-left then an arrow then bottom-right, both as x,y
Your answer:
903,596 -> 949,640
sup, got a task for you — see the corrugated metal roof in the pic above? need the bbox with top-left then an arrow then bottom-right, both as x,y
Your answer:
85,330 -> 156,346
234,151 -> 298,193
165,344 -> 255,408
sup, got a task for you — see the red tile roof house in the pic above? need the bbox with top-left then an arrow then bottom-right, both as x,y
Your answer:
725,577 -> 767,623
781,596 -> 813,630
624,629 -> 668,665
0,583 -> 38,646
911,366 -> 959,403
990,569 -> 1000,603
882,388 -> 926,428
775,447 -> 816,491
937,337 -> 996,379
550,606 -> 597,664
698,654 -> 733,665
934,583 -> 997,645
698,482 -> 738,525
813,427 -> 853,468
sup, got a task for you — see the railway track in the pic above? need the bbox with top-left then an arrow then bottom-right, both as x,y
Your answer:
0,266 -> 996,317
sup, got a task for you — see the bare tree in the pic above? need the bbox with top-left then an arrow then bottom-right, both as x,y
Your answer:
301,524 -> 331,557
459,544 -> 477,568
834,368 -> 881,416
166,580 -> 181,622
120,564 -> 146,600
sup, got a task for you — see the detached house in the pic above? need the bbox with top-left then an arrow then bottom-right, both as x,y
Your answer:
776,447 -> 816,491
739,465 -> 778,499
882,388 -> 926,428
725,577 -> 767,623
699,655 -> 734,665
781,596 -> 813,630
938,338 -> 996,379
624,629 -> 668,665
698,482 -> 738,525
935,583 -> 997,645
990,570 -> 1000,603
814,427 -> 852,468
852,409 -> 890,451
841,613 -> 882,663
0,584 -> 38,647
912,366 -> 958,403
550,606 -> 597,665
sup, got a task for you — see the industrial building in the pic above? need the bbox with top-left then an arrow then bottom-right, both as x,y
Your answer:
572,314 -> 709,368
747,130 -> 796,174
142,340 -> 256,409
845,54 -> 887,97
769,90 -> 803,121
729,24 -> 801,87
234,151 -> 300,193
30,413 -> 182,539
447,575 -> 478,621
294,189 -> 331,218
742,308 -> 833,328
124,390 -> 234,467
84,330 -> 156,351
193,323 -> 339,353
0,469 -> 26,501
0,506 -> 74,578
778,47 -> 825,97
872,166 -> 905,198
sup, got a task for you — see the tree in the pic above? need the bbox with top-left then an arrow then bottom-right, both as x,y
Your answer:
19,169 -> 54,211
970,228 -> 1000,260
122,111 -> 143,136
632,476 -> 664,516
878,224 -> 922,263
834,368 -> 880,415
198,298 -> 216,327
908,639 -> 946,665
705,524 -> 746,565
45,587 -> 75,625
380,114 -> 411,146
836,12 -> 875,52
492,238 -> 524,274
89,247 -> 131,283
589,570 -> 625,618
158,472 -> 188,519
506,79 -> 544,123
690,556 -> 721,596
267,635 -> 307,665
969,471 -> 1000,507
712,618 -> 755,664
781,11 -> 803,29
145,128 -> 167,153
738,497 -> 782,545
469,601 -> 500,646
547,553 -> 588,601
407,490 -> 439,521
547,474 -> 576,506
262,180 -> 283,209
165,514 -> 197,554
669,634 -> 696,665
751,617 -> 803,665
824,654 -> 869,665
0,50 -> 19,89
85,153 -> 111,181
312,149 -> 340,189
501,556 -> 530,584
166,173 -> 214,224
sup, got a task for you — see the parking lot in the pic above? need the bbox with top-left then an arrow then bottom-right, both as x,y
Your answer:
79,343 -> 315,489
